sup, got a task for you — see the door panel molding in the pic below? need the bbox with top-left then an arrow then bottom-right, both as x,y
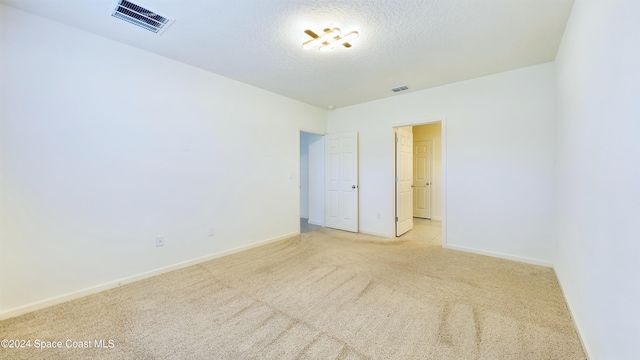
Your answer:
324,132 -> 359,232
396,127 -> 413,236
413,140 -> 432,219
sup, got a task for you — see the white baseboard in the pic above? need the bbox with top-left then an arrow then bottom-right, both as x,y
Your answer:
431,216 -> 442,221
308,219 -> 323,226
0,232 -> 299,321
553,268 -> 593,360
443,243 -> 553,267
359,228 -> 393,238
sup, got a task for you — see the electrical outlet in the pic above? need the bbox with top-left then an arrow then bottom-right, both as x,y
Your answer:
208,227 -> 215,237
155,236 -> 165,247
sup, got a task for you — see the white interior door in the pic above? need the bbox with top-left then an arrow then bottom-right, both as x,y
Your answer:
413,141 -> 432,219
325,132 -> 359,232
396,127 -> 413,236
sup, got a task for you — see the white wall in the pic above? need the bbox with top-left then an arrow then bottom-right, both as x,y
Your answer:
307,133 -> 324,226
328,63 -> 557,265
554,1 -> 640,359
0,5 -> 327,317
299,131 -> 324,225
299,132 -> 310,219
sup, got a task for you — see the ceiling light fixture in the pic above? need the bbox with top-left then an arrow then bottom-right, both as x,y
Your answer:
302,27 -> 359,51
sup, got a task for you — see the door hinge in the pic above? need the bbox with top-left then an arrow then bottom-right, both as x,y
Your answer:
396,217 -> 399,221
395,137 -> 399,143
395,176 -> 399,182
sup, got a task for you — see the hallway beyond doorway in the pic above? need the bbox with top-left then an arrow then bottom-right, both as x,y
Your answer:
399,218 -> 441,245
300,218 -> 322,233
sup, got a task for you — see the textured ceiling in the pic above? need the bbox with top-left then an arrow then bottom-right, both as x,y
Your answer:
1,0 -> 574,109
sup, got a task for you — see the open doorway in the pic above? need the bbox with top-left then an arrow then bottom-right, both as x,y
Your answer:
394,120 -> 445,245
300,131 -> 324,233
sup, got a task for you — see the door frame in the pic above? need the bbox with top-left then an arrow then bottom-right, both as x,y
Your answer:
392,117 -> 447,246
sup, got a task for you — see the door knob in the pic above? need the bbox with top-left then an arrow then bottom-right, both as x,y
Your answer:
426,182 -> 430,186
411,185 -> 415,188
352,185 -> 358,189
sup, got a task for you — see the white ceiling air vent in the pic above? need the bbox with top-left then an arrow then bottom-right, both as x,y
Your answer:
391,85 -> 409,93
112,0 -> 174,34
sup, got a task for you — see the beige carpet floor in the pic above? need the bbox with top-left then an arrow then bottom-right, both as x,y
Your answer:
0,227 -> 585,359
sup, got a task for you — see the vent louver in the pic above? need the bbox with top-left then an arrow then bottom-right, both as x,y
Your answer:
391,85 -> 409,93
112,0 -> 174,34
